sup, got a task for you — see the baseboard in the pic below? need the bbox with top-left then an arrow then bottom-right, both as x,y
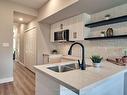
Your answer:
0,77 -> 13,84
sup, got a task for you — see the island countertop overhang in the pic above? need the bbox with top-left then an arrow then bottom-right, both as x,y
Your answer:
34,60 -> 127,94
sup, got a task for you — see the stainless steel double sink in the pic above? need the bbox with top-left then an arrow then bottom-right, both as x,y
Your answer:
47,63 -> 79,73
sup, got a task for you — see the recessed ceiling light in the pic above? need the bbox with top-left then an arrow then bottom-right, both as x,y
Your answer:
19,18 -> 23,21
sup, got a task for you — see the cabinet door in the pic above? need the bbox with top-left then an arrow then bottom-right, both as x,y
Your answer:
24,28 -> 37,72
69,14 -> 85,41
66,13 -> 91,41
49,55 -> 62,63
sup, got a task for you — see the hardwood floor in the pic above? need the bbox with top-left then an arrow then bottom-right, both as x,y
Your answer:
0,62 -> 35,95
14,62 -> 35,95
0,82 -> 14,95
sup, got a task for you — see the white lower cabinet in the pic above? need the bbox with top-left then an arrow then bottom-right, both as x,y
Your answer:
43,54 -> 76,64
43,54 -> 62,64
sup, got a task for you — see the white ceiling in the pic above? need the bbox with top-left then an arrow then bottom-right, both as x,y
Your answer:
42,0 -> 127,24
7,0 -> 127,12
14,12 -> 36,24
7,0 -> 127,24
78,0 -> 127,14
7,0 -> 48,9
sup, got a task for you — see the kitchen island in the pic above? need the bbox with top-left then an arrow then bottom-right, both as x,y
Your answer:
34,59 -> 127,95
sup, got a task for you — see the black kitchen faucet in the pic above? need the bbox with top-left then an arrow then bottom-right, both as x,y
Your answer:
68,42 -> 86,70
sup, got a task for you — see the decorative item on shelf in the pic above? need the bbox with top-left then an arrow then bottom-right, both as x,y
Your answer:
106,28 -> 113,37
122,50 -> 127,63
90,55 -> 103,68
100,31 -> 105,37
105,14 -> 111,20
115,58 -> 123,63
51,49 -> 58,54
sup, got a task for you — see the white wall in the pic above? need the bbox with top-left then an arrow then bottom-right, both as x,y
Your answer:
56,4 -> 127,59
0,0 -> 13,80
0,0 -> 37,81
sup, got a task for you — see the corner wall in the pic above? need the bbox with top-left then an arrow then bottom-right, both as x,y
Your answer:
0,0 -> 13,80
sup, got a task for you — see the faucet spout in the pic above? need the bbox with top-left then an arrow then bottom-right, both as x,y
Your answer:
68,42 -> 86,70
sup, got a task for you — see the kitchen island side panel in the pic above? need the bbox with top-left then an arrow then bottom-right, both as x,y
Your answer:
80,72 -> 124,95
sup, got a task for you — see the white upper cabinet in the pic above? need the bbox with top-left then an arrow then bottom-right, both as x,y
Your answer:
50,13 -> 91,42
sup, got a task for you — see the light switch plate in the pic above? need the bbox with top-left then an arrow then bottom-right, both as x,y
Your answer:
2,43 -> 9,47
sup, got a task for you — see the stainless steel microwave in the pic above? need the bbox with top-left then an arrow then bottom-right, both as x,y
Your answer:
54,29 -> 69,42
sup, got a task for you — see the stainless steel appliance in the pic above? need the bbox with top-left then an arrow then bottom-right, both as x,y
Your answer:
54,29 -> 69,42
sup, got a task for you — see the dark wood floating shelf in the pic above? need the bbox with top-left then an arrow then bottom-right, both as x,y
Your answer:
85,15 -> 127,28
84,35 -> 127,40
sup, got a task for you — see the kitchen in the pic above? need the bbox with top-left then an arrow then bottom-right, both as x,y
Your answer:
0,0 -> 127,95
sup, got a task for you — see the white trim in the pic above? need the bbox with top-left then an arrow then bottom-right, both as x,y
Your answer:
15,60 -> 25,67
0,77 -> 13,84
25,27 -> 36,32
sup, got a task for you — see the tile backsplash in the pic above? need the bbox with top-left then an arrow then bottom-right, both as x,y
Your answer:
57,41 -> 127,59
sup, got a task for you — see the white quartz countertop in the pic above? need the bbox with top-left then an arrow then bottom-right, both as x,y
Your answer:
34,59 -> 127,94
